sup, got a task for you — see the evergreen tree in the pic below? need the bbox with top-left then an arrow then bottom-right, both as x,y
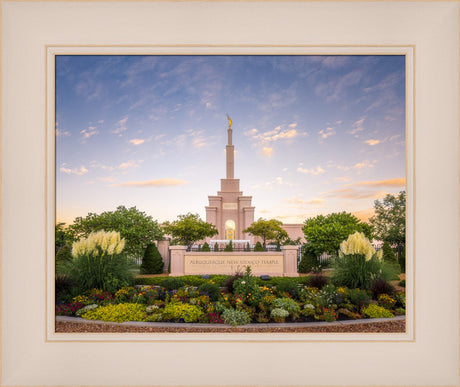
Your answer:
202,242 -> 211,252
224,240 -> 233,252
298,246 -> 319,273
254,241 -> 264,252
382,241 -> 400,273
140,243 -> 164,274
214,242 -> 219,252
245,242 -> 251,252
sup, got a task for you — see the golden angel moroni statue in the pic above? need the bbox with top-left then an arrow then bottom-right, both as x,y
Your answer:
226,114 -> 232,128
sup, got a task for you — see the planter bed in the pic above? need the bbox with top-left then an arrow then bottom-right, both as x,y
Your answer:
55,315 -> 406,333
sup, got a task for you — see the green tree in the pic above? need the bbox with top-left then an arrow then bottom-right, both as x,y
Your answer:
162,213 -> 218,250
243,218 -> 288,247
67,206 -> 163,259
298,245 -> 319,273
254,241 -> 265,252
55,222 -> 72,253
224,240 -> 233,252
302,212 -> 373,256
201,242 -> 211,252
370,191 -> 406,256
381,241 -> 401,273
140,243 -> 164,274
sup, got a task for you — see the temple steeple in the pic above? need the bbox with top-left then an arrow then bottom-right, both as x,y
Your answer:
226,114 -> 234,179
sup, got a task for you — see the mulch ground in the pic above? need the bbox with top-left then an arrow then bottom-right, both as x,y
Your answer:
55,319 -> 405,333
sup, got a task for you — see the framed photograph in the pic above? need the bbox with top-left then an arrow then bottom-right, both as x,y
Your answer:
2,1 -> 458,386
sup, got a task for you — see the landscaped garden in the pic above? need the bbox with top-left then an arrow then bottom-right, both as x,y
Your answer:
56,229 -> 405,328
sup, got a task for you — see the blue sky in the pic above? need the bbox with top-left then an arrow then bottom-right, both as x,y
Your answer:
55,55 -> 406,225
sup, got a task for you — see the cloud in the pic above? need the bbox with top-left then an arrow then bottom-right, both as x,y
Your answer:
246,125 -> 303,144
288,123 -> 298,128
297,165 -> 325,175
56,128 -> 71,137
129,139 -> 145,145
262,147 -> 274,157
315,69 -> 363,102
80,126 -> 98,140
118,160 -> 141,170
286,197 -> 325,206
318,127 -> 336,140
113,116 -> 128,135
111,178 -> 188,187
324,188 -> 384,200
348,117 -> 365,136
348,178 -> 406,188
245,128 -> 258,136
59,164 -> 88,176
365,139 -> 380,146
353,160 -> 376,169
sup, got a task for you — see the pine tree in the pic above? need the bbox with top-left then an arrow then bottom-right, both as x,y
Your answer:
224,240 -> 233,252
298,248 -> 319,273
202,242 -> 211,252
254,241 -> 264,252
140,243 -> 164,274
214,242 -> 219,252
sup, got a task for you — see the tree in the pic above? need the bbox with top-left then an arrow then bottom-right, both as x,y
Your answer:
162,213 -> 218,250
224,240 -> 233,252
370,191 -> 406,254
55,222 -> 72,253
302,212 -> 373,257
67,206 -> 164,259
254,241 -> 265,252
298,245 -> 319,274
243,218 -> 288,247
201,242 -> 211,252
381,241 -> 401,273
140,243 -> 164,274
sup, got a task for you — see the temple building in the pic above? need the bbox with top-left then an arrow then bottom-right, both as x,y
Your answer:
205,116 -> 256,243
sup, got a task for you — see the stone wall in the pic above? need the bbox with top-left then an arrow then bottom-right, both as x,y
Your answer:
169,245 -> 298,277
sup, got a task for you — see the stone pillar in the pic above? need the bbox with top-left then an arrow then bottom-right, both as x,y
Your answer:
169,245 -> 186,277
282,245 -> 299,277
157,239 -> 170,273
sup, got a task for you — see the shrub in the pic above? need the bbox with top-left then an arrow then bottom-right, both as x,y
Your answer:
245,242 -> 251,252
140,243 -> 164,274
75,304 -> 99,317
201,242 -> 211,252
273,278 -> 299,297
271,308 -> 289,323
233,267 -> 262,306
399,279 -> 406,287
348,288 -> 371,308
272,297 -> 300,318
361,304 -> 394,319
394,307 -> 406,316
382,242 -> 401,273
308,274 -> 328,289
222,308 -> 252,326
55,302 -> 85,316
331,232 -> 399,290
322,307 -> 338,322
56,245 -> 73,274
160,277 -> 185,290
82,303 -> 146,322
224,241 -> 233,252
316,284 -> 343,308
145,313 -> 163,322
254,241 -> 264,252
370,278 -> 395,299
198,282 -> 221,301
377,294 -> 396,309
163,302 -> 203,323
223,271 -> 244,293
214,242 -> 219,252
65,230 -> 135,293
55,274 -> 78,303
114,286 -> 137,303
298,247 -> 319,273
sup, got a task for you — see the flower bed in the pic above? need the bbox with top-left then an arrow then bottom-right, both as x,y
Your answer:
56,267 -> 405,326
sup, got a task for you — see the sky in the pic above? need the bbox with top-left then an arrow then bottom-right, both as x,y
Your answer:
55,55 -> 406,226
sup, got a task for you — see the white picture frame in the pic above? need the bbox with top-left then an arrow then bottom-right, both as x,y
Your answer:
1,1 -> 458,386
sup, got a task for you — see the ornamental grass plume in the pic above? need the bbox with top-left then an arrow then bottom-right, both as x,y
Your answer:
339,232 -> 377,261
66,230 -> 134,293
71,230 -> 126,258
